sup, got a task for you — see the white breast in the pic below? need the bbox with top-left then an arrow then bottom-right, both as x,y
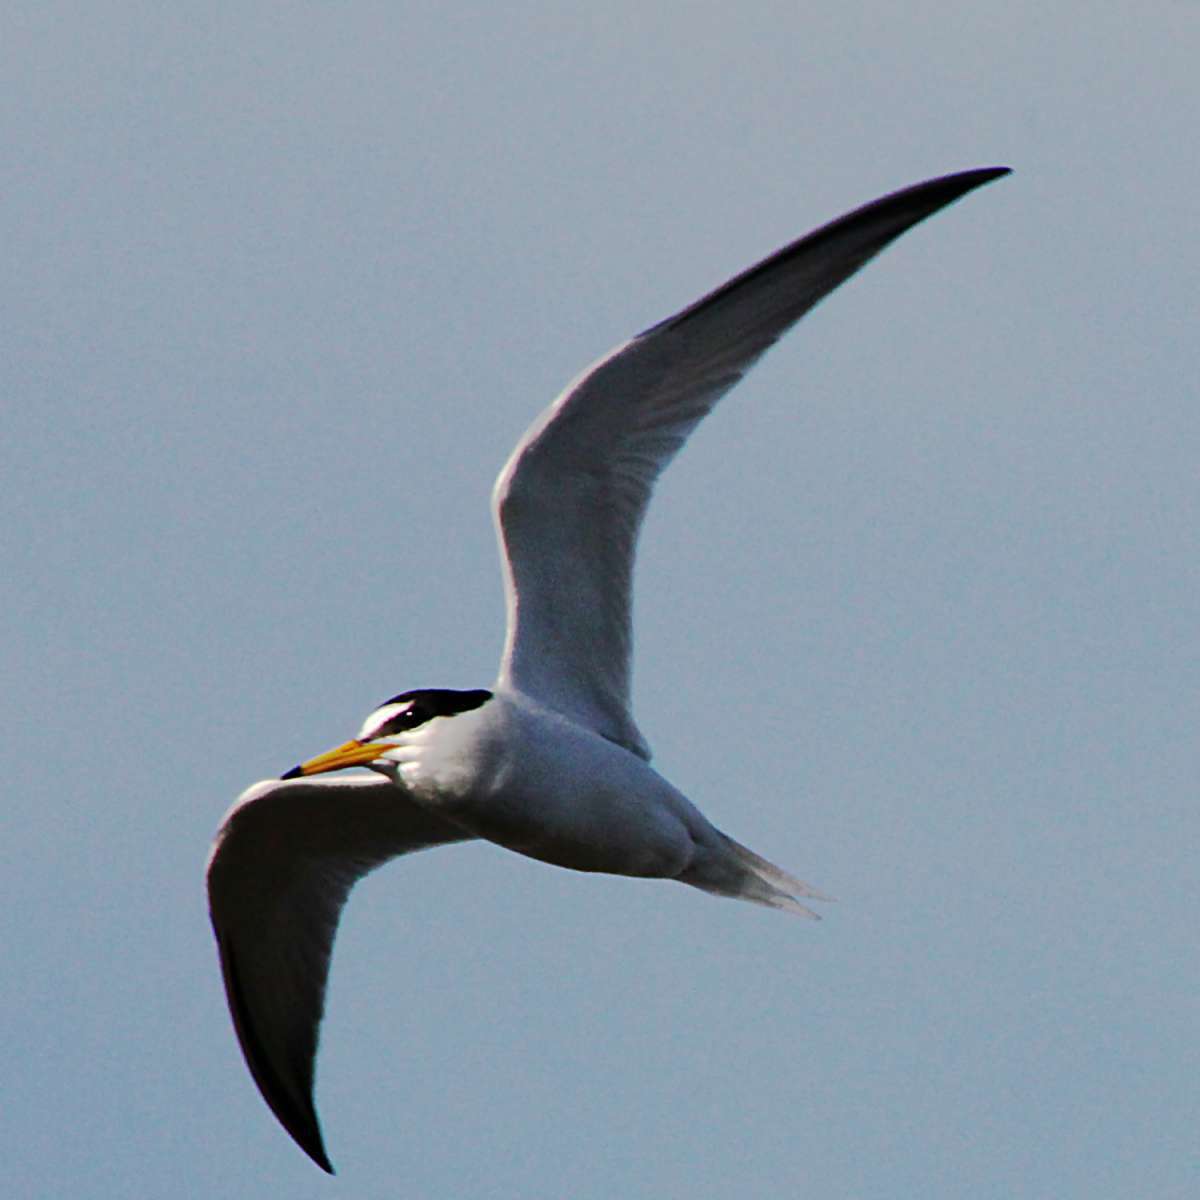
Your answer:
390,691 -> 707,878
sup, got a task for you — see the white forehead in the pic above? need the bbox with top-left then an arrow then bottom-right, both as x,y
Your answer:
357,700 -> 414,741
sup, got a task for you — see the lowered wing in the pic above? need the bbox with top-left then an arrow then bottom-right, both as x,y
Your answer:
206,774 -> 475,1172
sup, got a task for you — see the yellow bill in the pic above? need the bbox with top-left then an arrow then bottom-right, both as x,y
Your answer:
281,739 -> 388,779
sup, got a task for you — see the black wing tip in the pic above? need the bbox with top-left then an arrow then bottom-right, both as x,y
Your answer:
288,1118 -> 335,1172
290,1100 -> 334,1175
860,164 -> 1012,218
642,164 -> 1011,341
306,1140 -> 336,1175
268,1080 -> 333,1171
925,164 -> 1012,196
216,932 -> 337,1173
947,164 -> 1011,183
881,165 -> 1012,223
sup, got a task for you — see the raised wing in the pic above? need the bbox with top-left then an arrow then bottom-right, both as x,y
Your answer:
493,167 -> 1009,757
206,775 -> 475,1173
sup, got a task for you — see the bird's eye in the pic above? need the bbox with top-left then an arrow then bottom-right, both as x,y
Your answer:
374,701 -> 432,737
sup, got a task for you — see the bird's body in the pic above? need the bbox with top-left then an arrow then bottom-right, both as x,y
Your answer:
394,691 -> 700,877
207,166 -> 1009,1172
380,689 -> 819,902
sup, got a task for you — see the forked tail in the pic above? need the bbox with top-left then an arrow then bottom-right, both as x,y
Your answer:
679,832 -> 832,919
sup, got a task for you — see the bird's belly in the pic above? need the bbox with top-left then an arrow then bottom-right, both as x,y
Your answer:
406,715 -> 699,879
464,781 -> 692,878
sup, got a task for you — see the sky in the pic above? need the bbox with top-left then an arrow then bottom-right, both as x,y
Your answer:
3,5 -> 1198,1198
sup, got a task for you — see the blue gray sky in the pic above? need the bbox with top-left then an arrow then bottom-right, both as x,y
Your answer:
4,5 -> 1197,1197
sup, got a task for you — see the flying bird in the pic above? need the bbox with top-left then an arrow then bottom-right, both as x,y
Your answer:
207,166 -> 1009,1172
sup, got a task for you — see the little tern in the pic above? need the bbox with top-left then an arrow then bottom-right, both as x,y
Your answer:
207,166 -> 1008,1172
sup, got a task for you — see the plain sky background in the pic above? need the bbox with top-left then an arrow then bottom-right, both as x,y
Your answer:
4,5 -> 1197,1198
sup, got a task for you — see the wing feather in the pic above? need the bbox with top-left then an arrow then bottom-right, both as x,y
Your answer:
206,775 -> 474,1173
493,167 -> 1009,755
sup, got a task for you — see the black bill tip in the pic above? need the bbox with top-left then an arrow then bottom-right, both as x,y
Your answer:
280,764 -> 304,780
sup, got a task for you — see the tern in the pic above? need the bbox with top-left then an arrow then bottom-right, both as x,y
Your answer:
207,166 -> 1008,1172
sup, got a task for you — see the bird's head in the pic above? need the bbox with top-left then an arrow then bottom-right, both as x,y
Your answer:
280,688 -> 493,779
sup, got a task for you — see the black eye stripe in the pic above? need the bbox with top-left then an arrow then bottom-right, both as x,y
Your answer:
374,709 -> 418,737
377,688 -> 492,716
371,688 -> 492,735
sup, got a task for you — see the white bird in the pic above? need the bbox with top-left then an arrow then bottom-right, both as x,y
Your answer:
207,167 -> 1008,1172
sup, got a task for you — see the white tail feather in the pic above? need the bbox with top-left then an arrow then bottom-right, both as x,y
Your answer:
678,832 -> 831,919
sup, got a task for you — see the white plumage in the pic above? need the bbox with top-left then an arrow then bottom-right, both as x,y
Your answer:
207,167 -> 1008,1171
